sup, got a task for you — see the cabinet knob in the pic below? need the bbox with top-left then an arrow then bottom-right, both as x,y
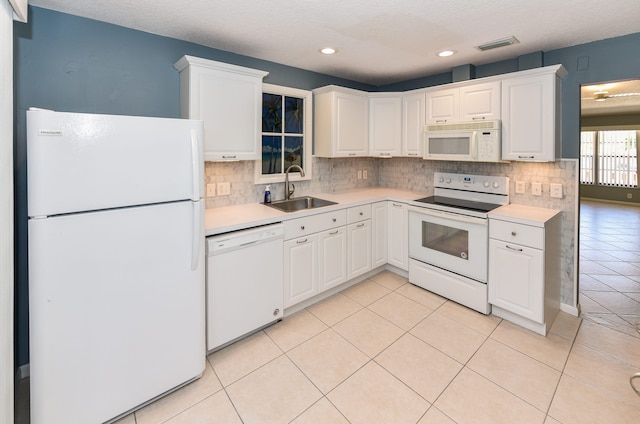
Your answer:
511,231 -> 517,236
300,225 -> 305,230
359,212 -> 363,216
332,218 -> 336,222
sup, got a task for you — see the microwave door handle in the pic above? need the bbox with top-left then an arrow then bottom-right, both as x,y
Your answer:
470,131 -> 478,160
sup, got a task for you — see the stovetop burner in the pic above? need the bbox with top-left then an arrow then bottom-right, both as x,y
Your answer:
411,172 -> 510,218
415,195 -> 504,213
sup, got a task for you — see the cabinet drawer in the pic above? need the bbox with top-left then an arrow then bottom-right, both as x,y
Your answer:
347,204 -> 372,223
284,209 -> 346,240
490,219 -> 544,249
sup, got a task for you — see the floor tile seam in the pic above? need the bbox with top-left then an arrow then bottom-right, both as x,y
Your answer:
573,335 -> 640,369
368,356 -> 435,410
219,385 -> 249,423
286,396 -> 352,424
363,299 -> 435,333
486,334 -> 568,373
304,296 -> 365,328
218,350 -> 288,389
330,318 -> 410,363
463,359 -> 558,416
261,319 -> 326,354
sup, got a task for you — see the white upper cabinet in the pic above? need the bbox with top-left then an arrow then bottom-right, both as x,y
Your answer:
426,81 -> 500,124
314,86 -> 369,157
174,55 -> 268,161
425,87 -> 459,124
501,65 -> 566,162
402,90 -> 426,157
369,95 -> 402,157
459,82 -> 501,122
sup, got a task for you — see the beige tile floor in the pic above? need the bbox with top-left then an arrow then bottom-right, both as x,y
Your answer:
109,270 -> 639,424
579,200 -> 640,338
15,201 -> 640,423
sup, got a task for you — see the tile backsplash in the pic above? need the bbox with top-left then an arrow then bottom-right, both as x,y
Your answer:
204,157 -> 578,309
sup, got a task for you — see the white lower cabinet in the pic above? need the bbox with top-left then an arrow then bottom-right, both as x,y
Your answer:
347,220 -> 372,279
371,202 -> 388,268
387,201 -> 408,271
347,204 -> 372,280
284,234 -> 318,308
488,205 -> 562,335
317,226 -> 347,292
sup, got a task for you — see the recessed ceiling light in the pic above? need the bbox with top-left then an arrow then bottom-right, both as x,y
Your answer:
437,50 -> 456,57
320,47 -> 337,55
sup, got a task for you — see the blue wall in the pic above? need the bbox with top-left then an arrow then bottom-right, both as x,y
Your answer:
13,6 -> 640,367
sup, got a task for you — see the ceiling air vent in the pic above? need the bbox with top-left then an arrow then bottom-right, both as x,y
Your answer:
475,36 -> 520,52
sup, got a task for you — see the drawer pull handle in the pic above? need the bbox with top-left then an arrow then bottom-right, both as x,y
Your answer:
392,203 -> 402,207
506,244 -> 523,252
329,230 -> 339,235
357,223 -> 365,228
511,231 -> 517,236
297,238 -> 308,244
332,218 -> 337,222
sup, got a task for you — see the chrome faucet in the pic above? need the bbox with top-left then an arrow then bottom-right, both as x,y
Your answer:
284,164 -> 305,200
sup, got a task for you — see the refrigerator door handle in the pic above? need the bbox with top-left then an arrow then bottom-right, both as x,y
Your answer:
190,129 -> 204,201
191,200 -> 204,270
191,200 -> 204,271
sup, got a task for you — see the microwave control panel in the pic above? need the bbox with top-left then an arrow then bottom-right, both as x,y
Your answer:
476,130 -> 501,162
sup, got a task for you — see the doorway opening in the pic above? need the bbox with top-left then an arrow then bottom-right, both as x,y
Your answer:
579,79 -> 640,337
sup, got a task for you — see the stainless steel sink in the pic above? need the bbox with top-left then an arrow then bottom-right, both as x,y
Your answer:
266,196 -> 337,212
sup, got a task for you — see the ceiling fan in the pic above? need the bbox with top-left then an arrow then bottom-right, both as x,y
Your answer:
581,81 -> 640,102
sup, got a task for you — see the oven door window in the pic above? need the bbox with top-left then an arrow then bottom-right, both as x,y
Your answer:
422,221 -> 468,259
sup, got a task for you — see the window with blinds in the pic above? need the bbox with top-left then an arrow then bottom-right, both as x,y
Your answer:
580,130 -> 638,187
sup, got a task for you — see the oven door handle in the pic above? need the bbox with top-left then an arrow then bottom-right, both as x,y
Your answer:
408,205 -> 487,226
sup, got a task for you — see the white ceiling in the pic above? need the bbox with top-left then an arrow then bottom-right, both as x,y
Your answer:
29,0 -> 640,86
581,80 -> 640,117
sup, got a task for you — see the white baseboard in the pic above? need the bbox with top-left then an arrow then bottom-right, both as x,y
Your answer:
560,302 -> 580,317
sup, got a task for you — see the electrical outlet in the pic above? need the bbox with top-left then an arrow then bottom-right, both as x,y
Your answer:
217,182 -> 230,196
363,170 -> 368,179
531,182 -> 542,196
515,181 -> 526,194
357,170 -> 362,180
628,193 -> 633,199
550,183 -> 563,199
206,183 -> 216,197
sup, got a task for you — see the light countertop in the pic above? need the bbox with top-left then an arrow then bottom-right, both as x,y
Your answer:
489,203 -> 562,227
205,187 -> 426,236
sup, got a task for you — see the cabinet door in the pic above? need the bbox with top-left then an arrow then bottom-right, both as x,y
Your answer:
187,66 -> 264,161
347,220 -> 372,279
402,92 -> 425,157
284,235 -> 317,308
317,227 -> 347,292
387,201 -> 408,271
488,239 -> 544,322
369,97 -> 402,157
501,74 -> 557,161
426,88 -> 459,124
371,202 -> 388,269
459,82 -> 500,122
335,92 -> 369,156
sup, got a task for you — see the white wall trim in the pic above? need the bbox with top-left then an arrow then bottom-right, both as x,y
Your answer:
560,302 -> 580,317
1,1 -> 15,423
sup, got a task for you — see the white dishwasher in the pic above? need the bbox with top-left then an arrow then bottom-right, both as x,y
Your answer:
206,223 -> 284,352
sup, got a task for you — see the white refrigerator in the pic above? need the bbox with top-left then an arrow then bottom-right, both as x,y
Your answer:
27,109 -> 206,424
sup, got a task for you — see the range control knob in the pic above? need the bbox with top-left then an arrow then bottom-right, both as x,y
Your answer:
483,181 -> 490,188
438,177 -> 444,183
493,181 -> 500,188
445,178 -> 452,184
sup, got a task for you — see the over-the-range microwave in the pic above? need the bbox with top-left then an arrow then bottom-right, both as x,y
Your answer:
424,120 -> 501,162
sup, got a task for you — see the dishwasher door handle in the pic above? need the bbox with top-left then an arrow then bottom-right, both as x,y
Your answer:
239,240 -> 260,248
